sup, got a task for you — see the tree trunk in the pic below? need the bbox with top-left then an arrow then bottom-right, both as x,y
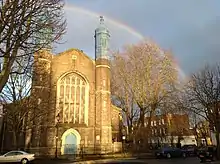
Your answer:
194,131 -> 199,146
170,135 -> 174,147
135,109 -> 145,140
126,117 -> 133,141
205,137 -> 208,146
12,131 -> 18,149
141,111 -> 153,151
140,110 -> 145,127
216,132 -> 220,159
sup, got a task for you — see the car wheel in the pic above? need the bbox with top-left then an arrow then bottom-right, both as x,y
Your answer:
211,155 -> 216,161
166,153 -> 171,158
200,158 -> 205,163
21,158 -> 29,164
182,152 -> 186,158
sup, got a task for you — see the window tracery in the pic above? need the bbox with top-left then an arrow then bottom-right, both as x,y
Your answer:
57,73 -> 88,124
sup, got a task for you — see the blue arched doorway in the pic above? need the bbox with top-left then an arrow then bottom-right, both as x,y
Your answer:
64,133 -> 77,154
61,129 -> 81,155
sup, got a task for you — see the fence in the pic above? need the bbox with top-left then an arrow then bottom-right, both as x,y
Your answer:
0,143 -> 122,157
0,142 -> 153,158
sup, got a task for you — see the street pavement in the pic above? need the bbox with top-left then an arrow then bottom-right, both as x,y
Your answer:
33,157 -> 220,164
74,157 -> 220,164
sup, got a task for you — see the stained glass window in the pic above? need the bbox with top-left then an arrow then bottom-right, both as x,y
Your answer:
57,73 -> 88,124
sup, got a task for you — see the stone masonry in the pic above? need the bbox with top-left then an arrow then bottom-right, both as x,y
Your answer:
24,16 -> 121,156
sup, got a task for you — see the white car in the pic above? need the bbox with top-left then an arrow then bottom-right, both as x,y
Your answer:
0,150 -> 35,163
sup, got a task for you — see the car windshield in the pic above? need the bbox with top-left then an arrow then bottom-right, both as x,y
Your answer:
161,147 -> 173,151
18,151 -> 28,154
4,152 -> 18,156
182,145 -> 194,149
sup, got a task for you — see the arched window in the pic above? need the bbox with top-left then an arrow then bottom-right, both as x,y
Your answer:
56,72 -> 89,124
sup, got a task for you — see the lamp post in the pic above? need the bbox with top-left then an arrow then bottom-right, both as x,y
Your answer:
122,135 -> 126,153
55,113 -> 60,159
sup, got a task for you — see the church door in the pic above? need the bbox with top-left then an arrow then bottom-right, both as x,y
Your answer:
64,133 -> 77,154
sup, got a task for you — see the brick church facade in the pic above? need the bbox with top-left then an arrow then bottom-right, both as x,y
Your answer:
23,16 -> 122,156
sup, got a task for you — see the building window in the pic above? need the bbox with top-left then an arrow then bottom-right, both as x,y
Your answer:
0,105 -> 3,117
56,73 -> 89,124
39,75 -> 43,81
154,121 -> 156,126
162,119 -> 165,125
103,100 -> 107,108
151,121 -> 153,126
163,128 -> 166,134
159,120 -> 161,125
37,98 -> 42,105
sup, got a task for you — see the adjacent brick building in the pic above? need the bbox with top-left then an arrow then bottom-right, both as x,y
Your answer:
145,113 -> 196,146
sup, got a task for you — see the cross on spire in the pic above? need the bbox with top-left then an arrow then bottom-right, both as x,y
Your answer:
100,16 -> 104,24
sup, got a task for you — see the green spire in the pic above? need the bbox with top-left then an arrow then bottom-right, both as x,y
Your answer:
95,16 -> 110,60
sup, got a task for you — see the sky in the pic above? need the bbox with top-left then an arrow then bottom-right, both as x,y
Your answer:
55,0 -> 220,76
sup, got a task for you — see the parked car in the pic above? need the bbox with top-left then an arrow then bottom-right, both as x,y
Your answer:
197,146 -> 216,163
181,144 -> 198,156
155,147 -> 186,158
0,150 -> 35,164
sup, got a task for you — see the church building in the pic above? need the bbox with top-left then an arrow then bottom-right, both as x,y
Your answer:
24,16 -> 122,156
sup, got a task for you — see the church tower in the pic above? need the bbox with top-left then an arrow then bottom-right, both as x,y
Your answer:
27,50 -> 52,151
95,16 -> 112,152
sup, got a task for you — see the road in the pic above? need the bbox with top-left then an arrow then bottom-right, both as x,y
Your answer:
34,157 -> 220,164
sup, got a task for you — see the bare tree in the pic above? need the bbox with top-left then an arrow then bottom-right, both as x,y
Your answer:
111,40 -> 178,146
111,55 -> 139,142
0,57 -> 51,149
1,67 -> 31,148
179,64 -> 220,158
0,0 -> 66,93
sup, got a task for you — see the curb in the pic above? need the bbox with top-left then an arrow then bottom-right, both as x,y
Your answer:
73,158 -> 137,164
32,153 -> 154,163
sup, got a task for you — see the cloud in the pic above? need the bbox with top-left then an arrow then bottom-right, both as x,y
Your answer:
172,18 -> 220,74
59,0 -> 220,75
54,5 -> 142,59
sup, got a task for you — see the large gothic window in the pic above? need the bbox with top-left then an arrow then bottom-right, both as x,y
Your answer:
56,73 -> 89,124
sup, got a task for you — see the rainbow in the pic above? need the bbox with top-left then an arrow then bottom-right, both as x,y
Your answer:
64,5 -> 144,40
64,4 -> 186,78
